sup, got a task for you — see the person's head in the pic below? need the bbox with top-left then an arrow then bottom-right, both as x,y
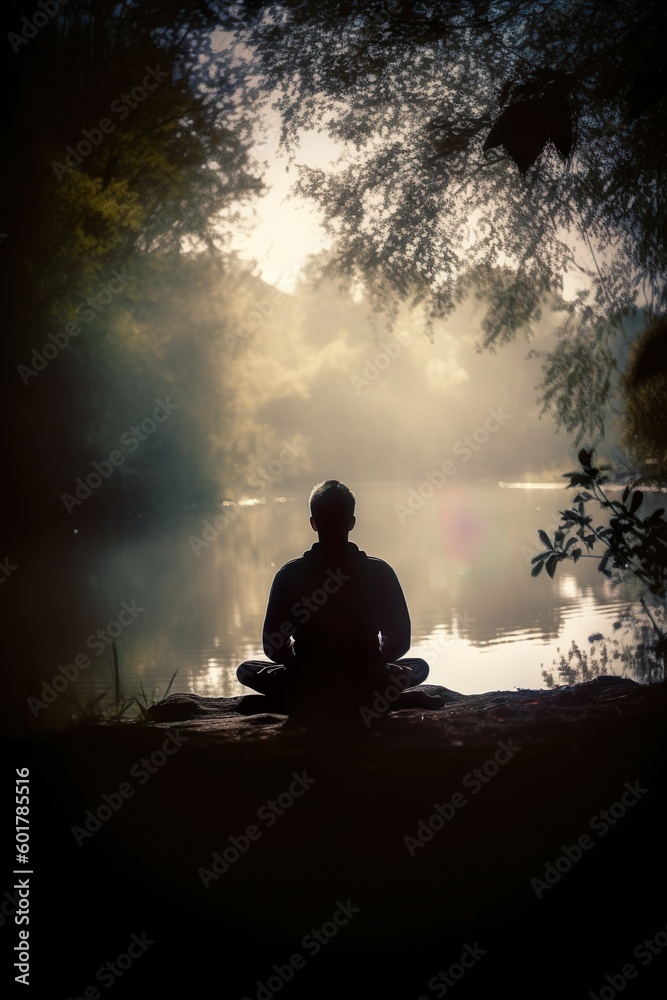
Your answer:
309,480 -> 356,541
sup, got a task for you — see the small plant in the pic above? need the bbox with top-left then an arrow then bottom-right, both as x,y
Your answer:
532,449 -> 667,680
70,641 -> 179,724
541,638 -> 610,688
120,671 -> 179,722
542,614 -> 665,688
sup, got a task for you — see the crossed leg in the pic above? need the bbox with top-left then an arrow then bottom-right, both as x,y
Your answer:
236,656 -> 430,712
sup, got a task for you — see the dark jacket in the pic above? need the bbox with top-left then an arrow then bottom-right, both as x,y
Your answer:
262,541 -> 411,670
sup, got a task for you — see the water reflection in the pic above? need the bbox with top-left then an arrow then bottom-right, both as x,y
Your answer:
6,484 -> 650,727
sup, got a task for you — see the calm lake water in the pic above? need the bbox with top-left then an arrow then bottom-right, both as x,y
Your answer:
10,482 -> 652,727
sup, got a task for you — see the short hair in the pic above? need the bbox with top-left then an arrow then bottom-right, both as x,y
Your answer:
309,480 -> 355,531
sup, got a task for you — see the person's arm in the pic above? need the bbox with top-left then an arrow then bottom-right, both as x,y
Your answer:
261,567 -> 294,664
376,562 -> 411,661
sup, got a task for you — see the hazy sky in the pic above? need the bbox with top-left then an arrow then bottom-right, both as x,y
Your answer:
231,115 -> 339,289
220,112 -> 621,487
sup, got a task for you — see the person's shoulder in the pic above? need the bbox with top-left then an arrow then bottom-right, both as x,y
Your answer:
346,545 -> 387,571
364,553 -> 400,578
274,555 -> 306,575
272,548 -> 317,579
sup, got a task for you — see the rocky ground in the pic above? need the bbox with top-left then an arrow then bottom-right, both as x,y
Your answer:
4,676 -> 667,999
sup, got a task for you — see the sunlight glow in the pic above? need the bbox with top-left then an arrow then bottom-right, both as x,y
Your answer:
229,114 -> 339,289
498,482 -> 564,489
558,574 -> 581,601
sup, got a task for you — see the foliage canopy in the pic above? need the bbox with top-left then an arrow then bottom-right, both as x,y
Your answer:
238,0 -> 667,443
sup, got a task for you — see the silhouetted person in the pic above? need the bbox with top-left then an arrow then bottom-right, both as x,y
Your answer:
237,480 -> 440,716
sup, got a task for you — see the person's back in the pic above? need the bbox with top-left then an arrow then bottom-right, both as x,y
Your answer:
237,479 -> 434,715
262,538 -> 410,673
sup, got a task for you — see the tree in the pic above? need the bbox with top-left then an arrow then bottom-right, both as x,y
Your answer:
236,0 -> 667,444
1,0 -> 264,525
2,0 -> 263,347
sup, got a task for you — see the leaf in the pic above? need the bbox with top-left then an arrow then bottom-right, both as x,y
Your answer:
531,561 -> 544,577
542,88 -> 573,159
163,669 -> 179,700
483,99 -> 550,174
545,554 -> 559,578
598,550 -> 612,576
483,81 -> 573,174
630,490 -> 643,514
578,448 -> 592,467
538,529 -> 553,549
